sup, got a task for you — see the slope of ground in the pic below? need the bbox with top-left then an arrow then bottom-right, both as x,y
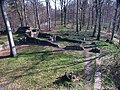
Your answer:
0,26 -> 119,90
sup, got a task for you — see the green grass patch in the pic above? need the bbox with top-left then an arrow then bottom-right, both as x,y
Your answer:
0,34 -> 21,45
100,41 -> 120,89
1,27 -> 119,90
0,35 -> 8,45
0,45 -> 87,90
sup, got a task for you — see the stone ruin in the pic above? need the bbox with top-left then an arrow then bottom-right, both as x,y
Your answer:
16,26 -> 30,34
14,34 -> 59,48
26,27 -> 39,37
16,26 -> 39,37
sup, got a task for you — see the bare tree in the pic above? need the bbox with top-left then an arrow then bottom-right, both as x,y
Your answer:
63,0 -> 66,27
60,0 -> 64,25
12,0 -> 27,26
71,0 -> 75,29
111,0 -> 119,41
76,0 -> 79,32
91,3 -> 94,29
92,0 -> 98,37
116,13 -> 120,33
51,0 -> 57,26
34,0 -> 41,30
55,0 -> 57,26
46,0 -> 51,31
13,0 -> 25,27
97,0 -> 104,40
22,0 -> 27,26
79,0 -> 82,31
81,0 -> 88,27
87,6 -> 91,30
0,0 -> 16,57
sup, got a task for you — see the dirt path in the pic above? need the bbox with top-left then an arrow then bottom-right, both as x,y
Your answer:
94,54 -> 102,90
84,49 -> 92,90
0,45 -> 29,57
84,49 -> 102,90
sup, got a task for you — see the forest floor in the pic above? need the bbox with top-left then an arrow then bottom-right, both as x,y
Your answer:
0,25 -> 119,90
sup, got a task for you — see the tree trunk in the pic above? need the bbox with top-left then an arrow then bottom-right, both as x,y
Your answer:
87,7 -> 91,30
0,1 -> 16,57
60,0 -> 63,25
34,0 -> 41,30
97,8 -> 102,40
32,0 -> 41,29
14,1 -> 24,27
66,0 -> 68,24
32,2 -> 37,28
91,5 -> 94,29
111,0 -> 119,41
79,1 -> 82,31
97,0 -> 103,40
63,2 -> 67,27
116,16 -> 120,33
55,0 -> 57,26
72,0 -> 75,28
118,30 -> 120,45
61,9 -> 63,25
76,0 -> 79,32
46,0 -> 51,31
116,7 -> 120,33
81,0 -> 88,27
108,19 -> 112,32
79,9 -> 82,31
22,0 -> 27,26
92,0 -> 98,37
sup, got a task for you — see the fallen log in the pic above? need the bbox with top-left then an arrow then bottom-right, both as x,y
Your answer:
15,34 -> 59,48
15,26 -> 30,34
25,35 -> 59,47
63,45 -> 84,50
38,32 -> 82,43
56,36 -> 82,44
38,32 -> 53,38
89,48 -> 100,53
